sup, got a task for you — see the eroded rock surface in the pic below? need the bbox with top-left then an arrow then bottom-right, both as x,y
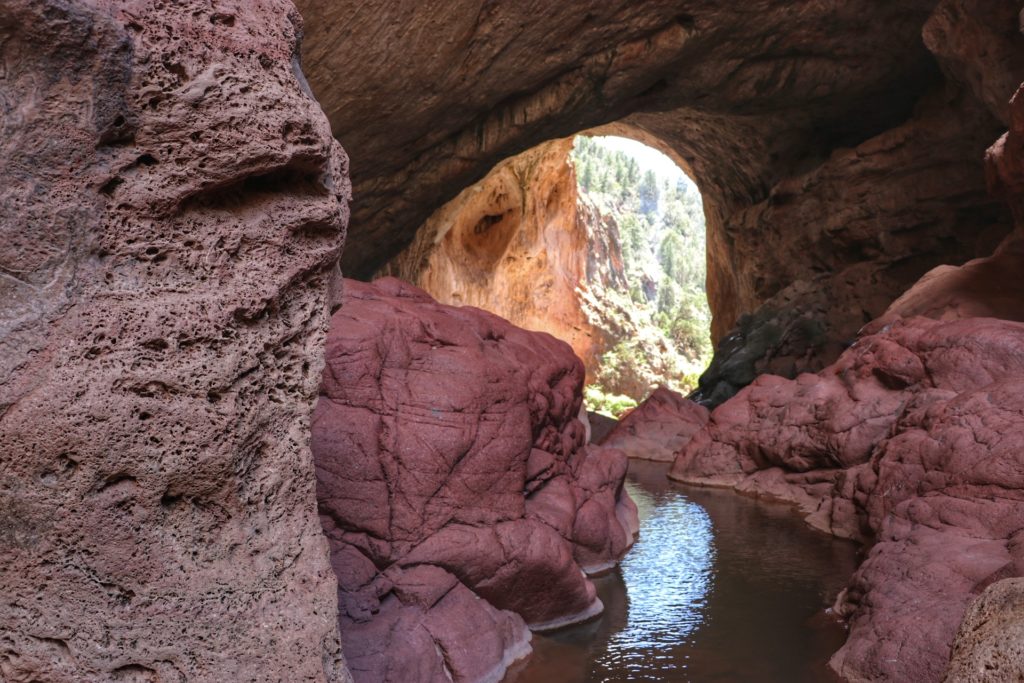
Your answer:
690,86 -> 1013,406
945,578 -> 1024,682
672,316 -> 1024,682
0,1 -> 349,680
378,138 -> 623,380
297,0 -> 1024,407
599,387 -> 708,462
313,278 -> 638,683
297,0 -> 943,293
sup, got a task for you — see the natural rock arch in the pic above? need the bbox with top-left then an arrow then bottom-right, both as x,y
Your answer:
3,1 -> 1024,682
296,0 -> 1023,396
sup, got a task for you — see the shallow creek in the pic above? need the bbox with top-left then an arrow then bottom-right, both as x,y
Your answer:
505,460 -> 860,682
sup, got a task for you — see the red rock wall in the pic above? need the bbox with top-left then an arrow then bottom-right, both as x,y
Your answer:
313,279 -> 639,683
297,0 -> 1024,406
296,0 -> 943,290
0,2 -> 350,680
668,83 -> 1024,680
672,316 -> 1024,682
378,138 -> 626,379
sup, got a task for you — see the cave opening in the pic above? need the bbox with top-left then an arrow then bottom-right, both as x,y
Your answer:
377,131 -> 713,421
569,134 -> 712,419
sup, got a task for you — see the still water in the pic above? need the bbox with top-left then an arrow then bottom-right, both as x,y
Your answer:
505,460 -> 860,683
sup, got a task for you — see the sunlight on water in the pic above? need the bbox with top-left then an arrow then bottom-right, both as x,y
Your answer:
597,480 -> 714,675
505,461 -> 858,683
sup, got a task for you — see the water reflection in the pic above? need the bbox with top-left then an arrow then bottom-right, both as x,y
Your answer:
505,461 -> 858,683
598,478 -> 713,674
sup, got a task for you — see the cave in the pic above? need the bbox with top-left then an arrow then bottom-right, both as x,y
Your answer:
3,1 -> 1024,683
378,132 -> 713,418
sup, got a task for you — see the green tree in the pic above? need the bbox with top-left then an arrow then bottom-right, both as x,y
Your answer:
638,169 -> 660,216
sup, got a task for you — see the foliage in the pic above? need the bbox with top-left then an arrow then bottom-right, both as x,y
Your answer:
584,384 -> 638,419
571,135 -> 713,406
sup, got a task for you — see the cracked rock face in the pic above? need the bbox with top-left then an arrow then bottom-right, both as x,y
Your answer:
313,278 -> 638,683
0,1 -> 349,680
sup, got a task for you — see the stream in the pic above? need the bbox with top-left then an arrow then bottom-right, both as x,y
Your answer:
505,460 -> 859,682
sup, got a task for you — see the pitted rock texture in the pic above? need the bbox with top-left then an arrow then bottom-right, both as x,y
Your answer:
0,1 -> 349,680
944,578 -> 1024,682
313,278 -> 639,683
671,316 -> 1024,682
599,387 -> 708,462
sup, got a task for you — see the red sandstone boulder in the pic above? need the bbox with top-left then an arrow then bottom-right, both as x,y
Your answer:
313,278 -> 638,683
671,316 -> 1024,682
598,386 -> 709,462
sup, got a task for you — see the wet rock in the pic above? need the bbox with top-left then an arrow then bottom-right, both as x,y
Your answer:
599,387 -> 709,462
313,278 -> 638,683
0,1 -> 350,680
672,315 -> 1024,682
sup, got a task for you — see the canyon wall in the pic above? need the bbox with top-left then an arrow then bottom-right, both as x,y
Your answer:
378,136 -> 698,401
0,1 -> 349,680
378,138 -> 625,380
670,80 -> 1024,683
297,0 -> 942,292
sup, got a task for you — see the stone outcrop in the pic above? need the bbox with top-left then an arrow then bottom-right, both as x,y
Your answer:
599,387 -> 708,462
672,315 -> 1024,682
313,278 -> 638,683
944,578 -> 1024,682
672,63 -> 1024,683
0,1 -> 349,680
378,138 -> 625,380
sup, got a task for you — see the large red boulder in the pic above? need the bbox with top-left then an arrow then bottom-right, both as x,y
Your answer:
313,278 -> 638,683
598,386 -> 709,462
671,316 -> 1024,682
